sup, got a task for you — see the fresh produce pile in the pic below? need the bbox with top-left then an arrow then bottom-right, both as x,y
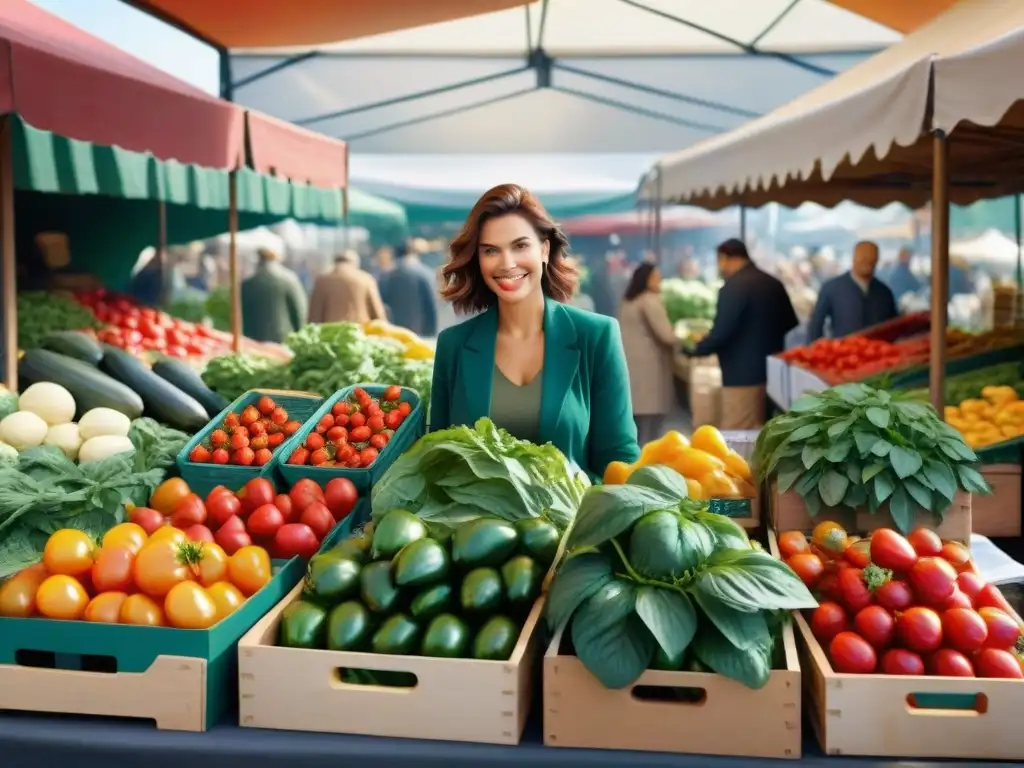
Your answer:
136,476 -> 359,559
754,383 -> 989,531
780,337 -> 908,382
660,278 -> 718,325
944,385 -> 1024,450
17,292 -> 101,351
546,466 -> 816,689
904,361 -> 1024,407
286,386 -> 412,469
0,524 -> 271,628
187,394 -> 300,467
778,522 -> 1024,679
277,508 -> 560,665
603,425 -> 754,500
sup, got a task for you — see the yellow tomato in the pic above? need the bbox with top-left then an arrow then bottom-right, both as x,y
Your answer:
36,575 -> 89,620
149,477 -> 192,517
959,398 -> 987,415
944,406 -> 961,420
0,564 -> 48,617
147,527 -> 187,546
195,542 -> 229,587
206,581 -> 246,622
120,593 -> 166,626
690,425 -> 730,461
84,591 -> 128,623
164,581 -> 218,629
602,460 -> 633,485
102,523 -> 148,554
43,530 -> 96,577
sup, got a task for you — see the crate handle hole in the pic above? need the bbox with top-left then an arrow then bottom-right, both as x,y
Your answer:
906,692 -> 988,715
631,685 -> 707,705
15,650 -> 118,673
333,667 -> 418,690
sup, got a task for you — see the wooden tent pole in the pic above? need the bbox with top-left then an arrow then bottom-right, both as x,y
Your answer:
929,132 -> 950,413
0,117 -> 16,391
229,171 -> 241,353
157,199 -> 169,307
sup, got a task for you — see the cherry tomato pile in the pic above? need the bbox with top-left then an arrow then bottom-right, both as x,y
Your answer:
0,524 -> 271,629
133,476 -> 360,561
779,522 -> 1024,679
780,337 -> 908,382
286,385 -> 411,469
188,395 -> 302,467
74,289 -> 222,359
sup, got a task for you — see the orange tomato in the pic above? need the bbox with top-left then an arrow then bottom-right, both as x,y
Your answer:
811,520 -> 849,558
150,477 -> 192,516
84,591 -> 128,623
42,529 -> 96,577
91,546 -> 136,593
0,564 -> 48,617
102,523 -> 148,554
164,581 -> 218,629
195,542 -> 229,587
228,546 -> 272,596
778,531 -> 811,560
133,540 -> 193,598
120,593 -> 165,626
148,527 -> 187,546
206,581 -> 245,621
35,574 -> 89,620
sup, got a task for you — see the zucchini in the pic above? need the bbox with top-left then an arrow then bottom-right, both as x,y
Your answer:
19,349 -> 144,420
41,331 -> 104,366
152,358 -> 230,417
99,345 -> 209,432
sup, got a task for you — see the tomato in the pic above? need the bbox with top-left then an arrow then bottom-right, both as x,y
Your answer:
880,648 -> 925,676
829,632 -> 877,674
275,523 -> 320,559
837,568 -> 873,613
928,648 -> 975,677
206,490 -> 242,529
939,541 -> 973,573
324,478 -> 359,521
228,546 -> 272,596
185,524 -> 215,543
908,557 -> 957,606
36,575 -> 89,620
133,540 -> 192,598
382,384 -> 401,402
275,493 -> 297,522
248,504 -> 286,538
289,479 -> 324,514
941,608 -> 988,652
148,526 -> 187,546
298,501 -> 334,541
129,506 -> 167,535
874,580 -> 912,612
164,581 -> 218,629
43,529 -> 96,577
854,605 -> 895,649
810,602 -> 849,643
943,585 -> 972,610
844,539 -> 872,569
102,522 -> 148,554
896,607 -> 943,653
193,542 -> 229,586
974,584 -> 1018,616
242,478 -> 276,516
91,546 -> 136,593
170,493 -> 207,528
906,528 -> 942,557
0,565 -> 47,617
978,607 -> 1021,648
816,572 -> 842,602
150,477 -> 192,516
974,648 -> 1024,679
812,521 -> 849,558
84,591 -> 128,623
955,572 -> 986,603
215,520 -> 252,555
207,581 -> 245,621
869,529 -> 918,573
120,593 -> 165,626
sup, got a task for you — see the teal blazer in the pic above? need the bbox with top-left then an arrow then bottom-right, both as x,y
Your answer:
430,299 -> 641,480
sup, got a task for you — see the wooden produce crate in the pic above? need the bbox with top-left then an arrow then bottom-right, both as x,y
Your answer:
972,464 -> 1022,538
543,623 -> 802,758
237,582 -> 547,744
708,491 -> 761,530
689,361 -> 722,428
766,355 -> 790,410
768,481 -> 973,543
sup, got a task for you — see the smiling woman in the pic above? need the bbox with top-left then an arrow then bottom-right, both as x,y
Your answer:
430,184 -> 640,480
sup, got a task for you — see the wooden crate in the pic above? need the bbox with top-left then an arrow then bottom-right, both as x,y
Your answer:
768,482 -> 973,543
543,622 -> 802,758
237,581 -> 546,744
973,464 -> 1022,538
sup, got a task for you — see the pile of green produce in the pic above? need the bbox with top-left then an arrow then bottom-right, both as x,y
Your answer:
278,509 -> 561,669
753,383 -> 989,532
200,353 -> 289,402
546,466 -> 816,689
166,287 -> 232,332
660,278 -> 718,325
18,292 -> 102,351
371,417 -> 588,535
899,362 -> 1024,405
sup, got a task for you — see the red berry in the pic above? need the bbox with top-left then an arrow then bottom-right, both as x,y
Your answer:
189,445 -> 211,463
209,429 -> 229,447
211,448 -> 230,464
233,447 -> 255,466
253,448 -> 273,466
271,407 -> 289,425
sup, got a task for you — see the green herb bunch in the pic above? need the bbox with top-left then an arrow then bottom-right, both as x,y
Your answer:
753,383 -> 989,532
545,466 -> 816,690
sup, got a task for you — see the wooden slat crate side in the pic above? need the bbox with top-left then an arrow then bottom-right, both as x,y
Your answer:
973,464 -> 1022,538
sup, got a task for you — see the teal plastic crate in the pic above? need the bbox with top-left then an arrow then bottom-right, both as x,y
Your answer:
176,389 -> 323,497
274,383 -> 425,495
883,344 -> 1024,393
319,497 -> 371,550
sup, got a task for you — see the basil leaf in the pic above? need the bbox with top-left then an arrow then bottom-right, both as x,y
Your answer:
635,586 -> 697,660
569,484 -> 679,548
833,383 -> 870,403
695,549 -> 818,612
890,446 -> 923,479
776,457 -> 804,493
545,550 -> 614,631
629,510 -> 714,578
862,463 -> 885,482
825,439 -> 853,463
827,417 -> 855,437
692,511 -> 750,551
789,395 -> 819,412
854,431 -> 881,456
626,465 -> 689,500
871,440 -> 893,458
905,477 -> 933,512
802,444 -> 827,470
693,589 -> 770,650
957,465 -> 991,495
692,621 -> 773,690
571,580 -> 654,689
923,459 -> 957,501
818,470 -> 849,508
874,471 -> 896,504
787,423 -> 820,442
843,482 -> 868,507
866,407 -> 890,429
940,438 -> 976,462
888,485 -> 914,534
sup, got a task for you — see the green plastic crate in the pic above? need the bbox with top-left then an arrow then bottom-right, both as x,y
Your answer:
884,344 -> 1024,392
274,383 -> 425,495
176,389 -> 323,497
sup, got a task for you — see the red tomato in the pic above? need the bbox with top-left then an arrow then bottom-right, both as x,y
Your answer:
976,648 -> 1024,679
214,517 -> 252,555
978,607 -> 1021,649
242,478 -> 276,513
975,584 -> 1018,616
944,585 -> 973,610
829,632 -> 877,674
955,572 -> 986,603
875,579 -> 913,612
274,523 -> 320,559
275,493 -> 296,522
941,608 -> 988,652
324,478 -> 359,521
844,539 -> 872,569
248,504 -> 286,538
810,602 -> 849,643
206,490 -> 242,529
91,546 -> 135,593
854,605 -> 895,650
928,648 -> 975,677
170,494 -> 207,528
908,557 -> 957,606
939,541 -> 973,573
906,528 -> 942,557
880,648 -> 925,676
816,572 -> 842,603
299,501 -> 334,540
870,529 -> 918,573
185,524 -> 215,543
838,568 -> 873,613
786,553 -> 824,589
896,607 -> 943,653
289,478 -> 324,514
382,384 -> 401,402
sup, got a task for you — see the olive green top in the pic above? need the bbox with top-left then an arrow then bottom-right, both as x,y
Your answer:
489,365 -> 544,444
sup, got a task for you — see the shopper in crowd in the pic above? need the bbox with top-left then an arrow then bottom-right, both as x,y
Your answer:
685,238 -> 798,430
240,247 -> 308,343
308,250 -> 386,324
807,240 -> 898,342
430,183 -> 639,480
619,262 -> 678,445
380,240 -> 438,337
587,251 -> 619,318
883,246 -> 920,305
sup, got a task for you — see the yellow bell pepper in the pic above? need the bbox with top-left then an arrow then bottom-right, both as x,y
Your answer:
636,430 -> 688,468
670,447 -> 725,479
723,450 -> 752,482
603,460 -> 634,485
685,477 -> 705,500
690,425 -> 730,461
404,342 -> 435,360
699,468 -> 741,498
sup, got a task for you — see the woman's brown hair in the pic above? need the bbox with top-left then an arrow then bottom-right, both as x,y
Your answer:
442,183 -> 578,315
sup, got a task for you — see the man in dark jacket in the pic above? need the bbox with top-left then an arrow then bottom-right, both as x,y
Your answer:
379,241 -> 438,338
241,248 -> 308,343
807,241 -> 898,342
686,239 -> 798,429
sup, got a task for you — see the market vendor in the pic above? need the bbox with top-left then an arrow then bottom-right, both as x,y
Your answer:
429,183 -> 640,480
807,240 -> 898,342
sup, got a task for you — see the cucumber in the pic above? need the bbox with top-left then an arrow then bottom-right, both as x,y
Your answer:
41,331 -> 104,366
393,538 -> 449,588
152,358 -> 230,417
19,348 -> 143,420
99,345 -> 209,432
